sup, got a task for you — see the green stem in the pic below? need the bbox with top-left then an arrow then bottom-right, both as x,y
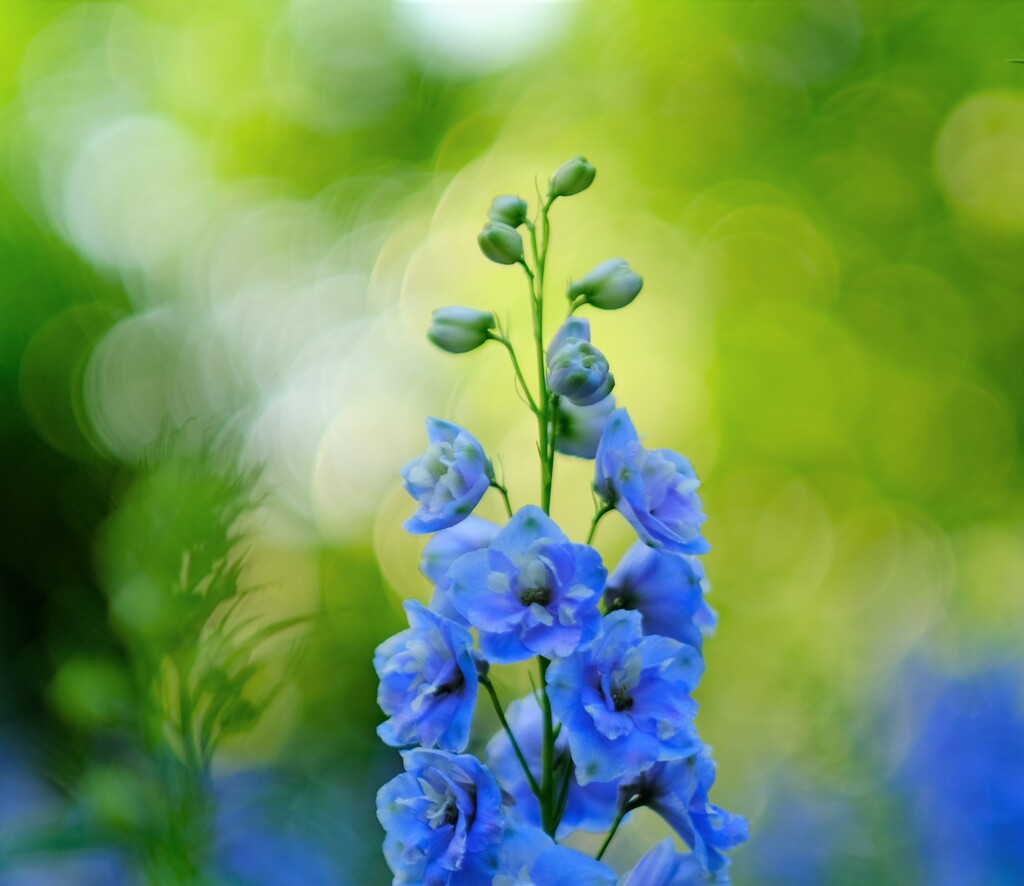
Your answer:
539,657 -> 555,836
482,677 -> 541,798
523,256 -> 552,513
586,501 -> 614,545
553,756 -> 573,829
524,196 -> 560,837
548,394 -> 559,490
491,481 -> 514,518
595,801 -> 634,861
526,202 -> 556,515
492,330 -> 538,414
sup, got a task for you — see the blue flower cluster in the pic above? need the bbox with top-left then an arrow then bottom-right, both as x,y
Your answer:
375,156 -> 747,884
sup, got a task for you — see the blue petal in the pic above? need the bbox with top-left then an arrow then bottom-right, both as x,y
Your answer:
420,517 -> 500,584
490,506 -> 567,557
480,628 -> 532,664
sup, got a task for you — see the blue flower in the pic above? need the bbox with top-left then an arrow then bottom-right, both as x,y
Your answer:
595,410 -> 709,555
213,769 -> 349,885
494,825 -> 617,886
605,542 -> 716,650
377,749 -> 504,885
485,693 -> 619,834
401,419 -> 494,534
420,517 -> 501,624
547,610 -> 703,785
620,838 -> 729,885
546,318 -> 614,406
624,750 -> 749,874
446,506 -> 605,663
374,602 -> 480,752
555,393 -> 616,460
888,660 -> 1024,886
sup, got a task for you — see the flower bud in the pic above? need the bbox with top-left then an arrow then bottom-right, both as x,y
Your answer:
568,258 -> 643,310
487,195 -> 528,228
549,155 -> 596,199
427,306 -> 496,354
548,339 -> 615,406
478,221 -> 524,265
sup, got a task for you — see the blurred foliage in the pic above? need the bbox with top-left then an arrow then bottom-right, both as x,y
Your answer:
1,0 -> 1023,882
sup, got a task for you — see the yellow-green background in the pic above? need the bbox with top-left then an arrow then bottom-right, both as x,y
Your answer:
2,1 -> 1022,882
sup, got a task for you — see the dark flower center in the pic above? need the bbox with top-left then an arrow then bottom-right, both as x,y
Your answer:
443,799 -> 459,827
605,582 -> 637,613
518,557 -> 555,608
519,584 -> 552,607
611,685 -> 634,711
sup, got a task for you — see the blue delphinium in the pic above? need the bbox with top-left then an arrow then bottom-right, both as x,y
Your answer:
420,516 -> 500,624
494,825 -> 618,886
377,749 -> 505,885
374,601 -> 480,752
555,393 -> 617,459
622,749 -> 750,874
547,610 -> 704,784
595,409 -> 710,555
376,158 -> 748,884
401,418 -> 494,533
445,505 -> 605,663
620,838 -> 728,885
605,542 -> 716,650
546,318 -> 615,406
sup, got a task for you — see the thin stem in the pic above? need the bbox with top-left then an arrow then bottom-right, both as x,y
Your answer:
548,394 -> 559,490
539,657 -> 555,836
481,677 -> 541,798
539,197 -> 553,281
595,800 -> 635,861
586,501 -> 614,545
527,202 -> 556,515
490,481 -> 514,518
553,756 -> 573,830
492,329 -> 538,414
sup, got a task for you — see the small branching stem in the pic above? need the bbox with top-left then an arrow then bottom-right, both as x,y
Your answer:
587,501 -> 615,545
481,676 -> 541,798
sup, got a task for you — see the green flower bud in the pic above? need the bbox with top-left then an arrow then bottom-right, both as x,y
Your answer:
568,258 -> 643,310
477,221 -> 524,265
549,155 -> 596,199
487,195 -> 528,228
427,306 -> 496,354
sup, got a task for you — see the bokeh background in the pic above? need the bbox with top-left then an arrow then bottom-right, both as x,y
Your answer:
2,0 -> 1023,882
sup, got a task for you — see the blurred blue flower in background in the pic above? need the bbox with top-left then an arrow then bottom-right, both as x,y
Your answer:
889,659 -> 1024,886
213,769 -> 353,885
741,657 -> 1024,885
0,741 -> 127,886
